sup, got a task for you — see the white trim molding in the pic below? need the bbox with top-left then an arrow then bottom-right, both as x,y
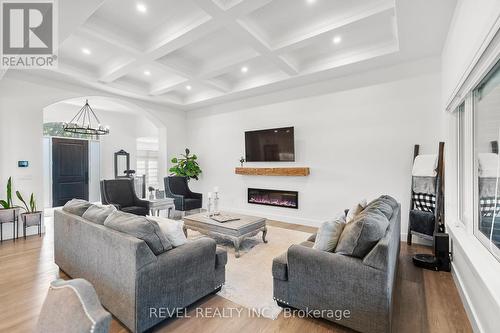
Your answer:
445,13 -> 500,112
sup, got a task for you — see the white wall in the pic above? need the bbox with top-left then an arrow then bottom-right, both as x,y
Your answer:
442,0 -> 500,106
0,75 -> 187,239
42,104 -> 160,205
442,1 -> 500,332
187,73 -> 443,234
43,104 -> 159,180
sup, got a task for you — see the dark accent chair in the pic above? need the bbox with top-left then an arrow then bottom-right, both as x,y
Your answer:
164,176 -> 202,212
100,179 -> 149,216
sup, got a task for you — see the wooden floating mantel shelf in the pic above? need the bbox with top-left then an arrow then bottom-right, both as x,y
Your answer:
235,167 -> 310,177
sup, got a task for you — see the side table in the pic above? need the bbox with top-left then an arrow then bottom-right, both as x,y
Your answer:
148,198 -> 175,218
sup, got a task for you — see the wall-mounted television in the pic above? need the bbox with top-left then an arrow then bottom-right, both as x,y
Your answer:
245,127 -> 295,162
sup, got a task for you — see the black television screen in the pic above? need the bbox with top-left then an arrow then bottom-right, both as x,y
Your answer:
245,127 -> 295,162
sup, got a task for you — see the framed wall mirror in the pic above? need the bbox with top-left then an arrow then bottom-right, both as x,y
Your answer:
114,150 -> 130,179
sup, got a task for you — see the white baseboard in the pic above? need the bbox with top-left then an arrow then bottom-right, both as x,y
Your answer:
451,264 -> 483,333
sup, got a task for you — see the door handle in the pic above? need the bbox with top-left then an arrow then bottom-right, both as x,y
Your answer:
85,172 -> 89,185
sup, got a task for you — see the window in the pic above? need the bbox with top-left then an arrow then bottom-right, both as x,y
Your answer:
473,60 -> 500,259
457,103 -> 465,223
136,138 -> 159,190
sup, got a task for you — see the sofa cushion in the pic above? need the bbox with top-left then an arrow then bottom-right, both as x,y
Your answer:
299,240 -> 314,248
378,195 -> 399,212
104,211 -> 172,255
346,199 -> 367,223
335,210 -> 389,258
313,214 -> 346,252
62,199 -> 92,217
364,199 -> 393,220
272,251 -> 288,281
82,204 -> 116,225
147,217 -> 187,247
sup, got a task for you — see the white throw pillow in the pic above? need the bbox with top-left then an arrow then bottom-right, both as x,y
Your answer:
346,199 -> 367,224
313,213 -> 346,252
148,216 -> 187,247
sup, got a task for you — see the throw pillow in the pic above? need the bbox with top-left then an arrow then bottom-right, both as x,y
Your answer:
346,199 -> 367,223
313,213 -> 346,252
335,210 -> 389,258
147,216 -> 187,247
62,199 -> 92,217
82,204 -> 117,225
104,211 -> 172,255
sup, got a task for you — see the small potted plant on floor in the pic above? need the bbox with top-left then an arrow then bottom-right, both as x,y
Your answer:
16,191 -> 42,238
0,177 -> 20,237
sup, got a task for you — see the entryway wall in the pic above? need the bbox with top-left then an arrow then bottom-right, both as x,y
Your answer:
42,99 -> 160,208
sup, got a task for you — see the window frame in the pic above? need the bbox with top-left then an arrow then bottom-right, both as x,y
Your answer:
472,83 -> 500,260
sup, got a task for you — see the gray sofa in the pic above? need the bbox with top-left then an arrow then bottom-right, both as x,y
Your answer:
54,209 -> 226,333
272,200 -> 401,333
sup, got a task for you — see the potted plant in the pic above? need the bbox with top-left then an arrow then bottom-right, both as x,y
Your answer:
0,177 -> 20,230
16,191 -> 42,238
169,148 -> 202,181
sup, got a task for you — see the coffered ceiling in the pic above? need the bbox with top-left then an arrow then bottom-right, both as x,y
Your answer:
14,0 -> 457,110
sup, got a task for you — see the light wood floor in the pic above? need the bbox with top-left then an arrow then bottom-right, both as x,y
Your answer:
0,219 -> 472,333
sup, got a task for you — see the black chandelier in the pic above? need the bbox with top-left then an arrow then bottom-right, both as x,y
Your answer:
63,99 -> 110,136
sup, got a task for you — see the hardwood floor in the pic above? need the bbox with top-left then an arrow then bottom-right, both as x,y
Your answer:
0,219 -> 472,333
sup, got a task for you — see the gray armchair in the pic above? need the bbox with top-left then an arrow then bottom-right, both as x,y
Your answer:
273,200 -> 401,333
100,179 -> 149,216
36,279 -> 111,333
164,176 -> 202,212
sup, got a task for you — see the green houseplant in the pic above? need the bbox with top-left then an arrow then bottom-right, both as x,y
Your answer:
169,148 -> 202,181
0,177 -> 21,239
16,191 -> 42,238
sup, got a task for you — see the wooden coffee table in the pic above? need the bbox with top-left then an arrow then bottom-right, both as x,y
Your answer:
183,212 -> 268,258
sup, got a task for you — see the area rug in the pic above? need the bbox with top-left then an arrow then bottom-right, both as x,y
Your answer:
188,225 -> 311,319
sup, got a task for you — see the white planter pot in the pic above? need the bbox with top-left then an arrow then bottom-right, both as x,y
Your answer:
0,208 -> 20,223
21,212 -> 43,227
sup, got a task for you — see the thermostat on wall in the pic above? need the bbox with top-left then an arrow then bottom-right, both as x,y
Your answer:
18,161 -> 29,168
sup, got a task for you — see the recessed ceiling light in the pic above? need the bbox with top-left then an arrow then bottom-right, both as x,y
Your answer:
186,85 -> 192,91
332,36 -> 342,45
241,66 -> 248,73
143,70 -> 151,76
306,0 -> 316,4
136,3 -> 147,13
81,48 -> 91,55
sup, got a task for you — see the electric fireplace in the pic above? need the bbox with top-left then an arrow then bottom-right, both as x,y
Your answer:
248,188 -> 298,209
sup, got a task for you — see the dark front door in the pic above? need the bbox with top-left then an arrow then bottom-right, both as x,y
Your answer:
52,138 -> 89,207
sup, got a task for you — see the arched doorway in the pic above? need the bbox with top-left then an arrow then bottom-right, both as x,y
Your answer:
42,96 -> 165,208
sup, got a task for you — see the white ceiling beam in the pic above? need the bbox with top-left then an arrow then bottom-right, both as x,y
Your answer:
76,26 -> 141,56
226,0 -> 273,17
96,19 -> 219,83
273,0 -> 396,53
198,53 -> 258,79
147,18 -> 221,58
192,0 -> 298,75
150,80 -> 189,96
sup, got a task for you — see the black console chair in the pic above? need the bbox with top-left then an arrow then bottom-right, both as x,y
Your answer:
164,176 -> 202,213
100,179 -> 149,216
